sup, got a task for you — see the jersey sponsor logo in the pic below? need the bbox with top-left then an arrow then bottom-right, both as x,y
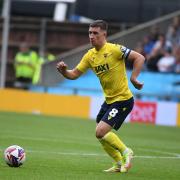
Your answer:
130,101 -> 157,124
94,63 -> 109,73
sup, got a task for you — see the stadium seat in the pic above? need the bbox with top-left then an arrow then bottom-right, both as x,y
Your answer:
30,70 -> 179,101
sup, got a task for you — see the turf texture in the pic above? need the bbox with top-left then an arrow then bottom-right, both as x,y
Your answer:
0,111 -> 180,180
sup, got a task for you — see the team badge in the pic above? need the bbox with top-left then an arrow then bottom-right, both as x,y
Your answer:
103,53 -> 108,58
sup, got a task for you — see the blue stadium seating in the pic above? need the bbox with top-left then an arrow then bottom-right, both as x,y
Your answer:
127,71 -> 180,101
30,70 -> 180,101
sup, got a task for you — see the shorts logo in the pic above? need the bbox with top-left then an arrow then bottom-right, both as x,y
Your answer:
108,108 -> 118,120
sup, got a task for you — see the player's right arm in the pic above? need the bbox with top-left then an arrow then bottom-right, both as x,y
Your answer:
56,61 -> 83,80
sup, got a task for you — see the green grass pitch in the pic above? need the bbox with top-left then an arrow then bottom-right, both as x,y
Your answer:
0,111 -> 180,180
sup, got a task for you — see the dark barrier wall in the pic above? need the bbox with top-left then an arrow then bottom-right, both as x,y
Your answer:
11,0 -> 56,17
74,0 -> 180,23
10,0 -> 180,23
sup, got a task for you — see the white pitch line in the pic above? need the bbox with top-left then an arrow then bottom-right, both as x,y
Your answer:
137,147 -> 180,157
1,148 -> 180,159
27,150 -> 180,159
134,155 -> 180,159
0,135 -> 93,145
28,150 -> 105,156
1,135 -> 180,157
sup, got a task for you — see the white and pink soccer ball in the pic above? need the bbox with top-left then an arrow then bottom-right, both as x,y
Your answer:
4,145 -> 26,167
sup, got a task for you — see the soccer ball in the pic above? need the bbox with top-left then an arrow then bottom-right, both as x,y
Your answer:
4,145 -> 26,167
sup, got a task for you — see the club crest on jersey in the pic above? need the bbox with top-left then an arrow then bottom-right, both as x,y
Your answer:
94,63 -> 109,73
90,57 -> 95,61
103,53 -> 108,58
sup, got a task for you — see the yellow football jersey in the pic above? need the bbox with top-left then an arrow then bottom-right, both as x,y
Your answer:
76,42 -> 133,104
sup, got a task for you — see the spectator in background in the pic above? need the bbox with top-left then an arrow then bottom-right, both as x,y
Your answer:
166,16 -> 180,47
33,50 -> 56,84
157,47 -> 175,73
42,50 -> 56,63
134,42 -> 145,56
148,25 -> 161,43
146,33 -> 172,71
126,42 -> 144,69
132,42 -> 146,70
14,42 -> 39,89
142,35 -> 155,57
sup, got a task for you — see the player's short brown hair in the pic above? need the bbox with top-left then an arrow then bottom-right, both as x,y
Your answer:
89,20 -> 108,31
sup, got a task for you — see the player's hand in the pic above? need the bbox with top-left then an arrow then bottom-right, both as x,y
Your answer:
56,61 -> 67,74
130,78 -> 144,90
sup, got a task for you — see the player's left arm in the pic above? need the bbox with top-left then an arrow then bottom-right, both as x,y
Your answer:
128,50 -> 145,90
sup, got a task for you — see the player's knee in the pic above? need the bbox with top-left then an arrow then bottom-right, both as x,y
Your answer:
95,128 -> 105,139
96,131 -> 104,139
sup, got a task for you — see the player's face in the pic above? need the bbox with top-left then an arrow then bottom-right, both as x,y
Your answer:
89,27 -> 106,48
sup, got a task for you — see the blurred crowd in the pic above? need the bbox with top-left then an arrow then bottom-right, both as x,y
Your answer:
13,16 -> 180,90
134,16 -> 180,73
14,43 -> 56,89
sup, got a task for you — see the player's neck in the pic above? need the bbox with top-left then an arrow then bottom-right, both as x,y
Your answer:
95,41 -> 107,51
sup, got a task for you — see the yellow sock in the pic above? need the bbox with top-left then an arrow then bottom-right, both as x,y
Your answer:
103,132 -> 127,153
99,138 -> 123,163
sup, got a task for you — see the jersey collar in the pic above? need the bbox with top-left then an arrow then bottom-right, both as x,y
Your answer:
92,42 -> 108,54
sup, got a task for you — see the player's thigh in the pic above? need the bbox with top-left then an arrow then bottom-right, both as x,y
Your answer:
96,101 -> 109,124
